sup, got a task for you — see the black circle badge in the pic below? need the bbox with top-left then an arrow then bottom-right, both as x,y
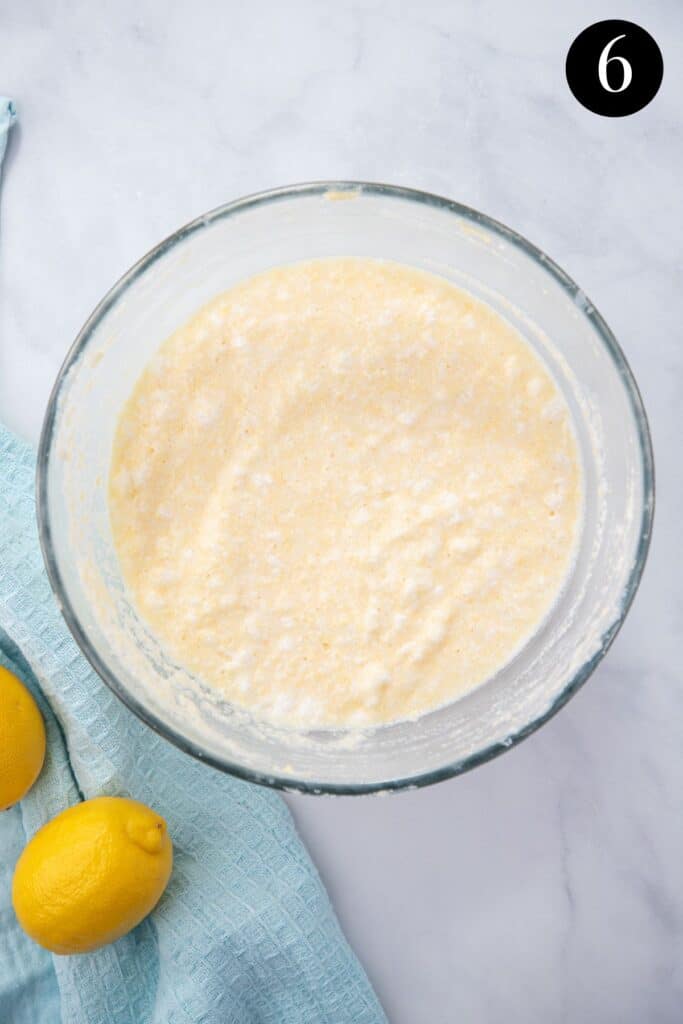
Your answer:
566,20 -> 663,117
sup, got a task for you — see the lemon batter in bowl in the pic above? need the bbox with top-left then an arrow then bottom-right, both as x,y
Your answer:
37,183 -> 652,791
109,258 -> 582,728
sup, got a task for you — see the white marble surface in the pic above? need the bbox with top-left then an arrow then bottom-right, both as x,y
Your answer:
2,1 -> 681,1020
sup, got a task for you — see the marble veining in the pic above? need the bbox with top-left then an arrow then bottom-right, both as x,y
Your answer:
1,1 -> 681,1020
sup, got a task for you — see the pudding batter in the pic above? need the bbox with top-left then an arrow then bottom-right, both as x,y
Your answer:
109,259 -> 582,727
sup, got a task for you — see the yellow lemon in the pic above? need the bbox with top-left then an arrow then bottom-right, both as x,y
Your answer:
0,665 -> 46,811
12,796 -> 173,954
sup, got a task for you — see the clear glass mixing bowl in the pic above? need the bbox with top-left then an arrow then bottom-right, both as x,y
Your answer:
37,182 -> 654,794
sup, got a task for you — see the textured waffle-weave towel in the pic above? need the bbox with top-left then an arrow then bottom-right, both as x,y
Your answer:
0,103 -> 385,1024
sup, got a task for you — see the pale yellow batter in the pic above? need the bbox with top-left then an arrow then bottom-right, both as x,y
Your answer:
109,259 -> 582,727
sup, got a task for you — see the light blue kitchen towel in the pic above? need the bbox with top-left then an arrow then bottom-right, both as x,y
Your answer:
0,97 -> 15,165
0,104 -> 386,1024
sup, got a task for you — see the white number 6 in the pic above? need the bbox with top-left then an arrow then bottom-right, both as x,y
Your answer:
598,34 -> 633,92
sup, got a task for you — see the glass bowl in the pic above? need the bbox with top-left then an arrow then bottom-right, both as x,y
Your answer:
36,182 -> 654,794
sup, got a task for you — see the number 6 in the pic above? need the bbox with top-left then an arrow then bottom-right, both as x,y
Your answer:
598,34 -> 633,92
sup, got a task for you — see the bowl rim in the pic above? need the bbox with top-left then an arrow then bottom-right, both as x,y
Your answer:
36,180 -> 655,795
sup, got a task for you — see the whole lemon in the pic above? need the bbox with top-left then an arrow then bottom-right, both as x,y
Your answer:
0,665 -> 46,811
12,796 -> 173,954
